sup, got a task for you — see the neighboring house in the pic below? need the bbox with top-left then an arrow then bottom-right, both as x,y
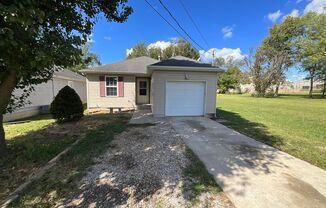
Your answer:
4,69 -> 86,122
292,80 -> 324,91
81,56 -> 222,117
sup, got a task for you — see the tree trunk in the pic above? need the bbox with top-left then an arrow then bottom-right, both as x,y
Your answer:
0,114 -> 6,156
309,76 -> 314,98
323,79 -> 326,97
0,70 -> 18,157
274,83 -> 280,97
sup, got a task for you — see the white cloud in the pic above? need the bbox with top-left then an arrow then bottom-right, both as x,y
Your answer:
199,48 -> 245,63
267,10 -> 283,22
296,0 -> 303,3
126,48 -> 133,56
104,36 -> 112,41
87,33 -> 94,43
304,0 -> 326,14
283,9 -> 300,20
221,26 -> 233,38
147,41 -> 172,50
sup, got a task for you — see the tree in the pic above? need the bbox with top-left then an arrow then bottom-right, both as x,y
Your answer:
127,43 -> 148,59
70,43 -> 101,72
295,11 -> 326,98
245,48 -> 279,96
216,57 -> 246,93
217,66 -> 243,93
126,38 -> 200,60
261,16 -> 301,96
0,1 -> 132,156
148,47 -> 162,60
50,86 -> 84,123
316,64 -> 326,97
172,39 -> 200,59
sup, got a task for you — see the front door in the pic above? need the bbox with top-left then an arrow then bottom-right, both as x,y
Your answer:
136,78 -> 150,104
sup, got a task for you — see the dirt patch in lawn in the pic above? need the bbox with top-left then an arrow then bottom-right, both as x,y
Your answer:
0,113 -> 113,205
63,121 -> 234,208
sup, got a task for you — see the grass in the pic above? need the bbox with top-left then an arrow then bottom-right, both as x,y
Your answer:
4,115 -> 55,139
216,93 -> 326,169
0,113 -> 132,207
1,115 -> 76,203
183,148 -> 221,204
9,113 -> 132,207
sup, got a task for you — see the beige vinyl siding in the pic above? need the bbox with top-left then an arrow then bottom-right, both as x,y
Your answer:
4,77 -> 86,122
86,74 -> 136,109
151,70 -> 217,117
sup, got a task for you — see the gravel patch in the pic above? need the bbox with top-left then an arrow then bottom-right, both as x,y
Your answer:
62,120 -> 234,208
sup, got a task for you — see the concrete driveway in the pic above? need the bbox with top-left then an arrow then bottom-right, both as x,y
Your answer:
169,117 -> 326,208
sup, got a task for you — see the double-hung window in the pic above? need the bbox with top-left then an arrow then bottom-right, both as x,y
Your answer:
106,76 -> 118,96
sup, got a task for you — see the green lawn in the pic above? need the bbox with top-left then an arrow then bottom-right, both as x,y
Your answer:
9,113 -> 132,207
216,93 -> 326,170
0,113 -> 132,206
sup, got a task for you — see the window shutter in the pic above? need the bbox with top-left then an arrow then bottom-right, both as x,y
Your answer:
118,77 -> 124,97
99,76 -> 105,97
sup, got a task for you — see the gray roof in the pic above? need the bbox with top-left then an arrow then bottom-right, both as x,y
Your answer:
148,56 -> 223,72
80,56 -> 159,75
150,56 -> 214,68
81,56 -> 222,75
53,68 -> 86,81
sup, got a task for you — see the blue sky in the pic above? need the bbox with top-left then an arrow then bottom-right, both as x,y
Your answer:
89,0 -> 325,82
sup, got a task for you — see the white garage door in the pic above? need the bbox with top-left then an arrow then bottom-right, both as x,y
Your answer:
165,81 -> 205,116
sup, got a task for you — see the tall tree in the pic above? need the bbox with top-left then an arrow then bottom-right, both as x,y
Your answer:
126,38 -> 200,60
127,43 -> 148,59
172,39 -> 200,59
215,57 -> 248,93
70,43 -> 101,72
261,16 -> 301,96
0,1 -> 132,156
245,48 -> 279,96
295,11 -> 326,97
316,63 -> 326,97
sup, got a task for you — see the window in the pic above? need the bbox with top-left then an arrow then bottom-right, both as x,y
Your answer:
106,76 -> 118,96
139,81 -> 147,96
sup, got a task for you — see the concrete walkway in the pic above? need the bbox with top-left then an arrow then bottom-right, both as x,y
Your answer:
170,117 -> 326,208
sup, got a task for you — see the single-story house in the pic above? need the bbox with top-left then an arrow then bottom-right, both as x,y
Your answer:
4,69 -> 86,122
81,56 -> 222,117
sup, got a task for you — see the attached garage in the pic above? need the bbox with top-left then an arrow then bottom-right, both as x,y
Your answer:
165,81 -> 205,116
149,56 -> 221,118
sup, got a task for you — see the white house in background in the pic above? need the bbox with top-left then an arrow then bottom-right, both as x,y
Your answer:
4,69 -> 86,122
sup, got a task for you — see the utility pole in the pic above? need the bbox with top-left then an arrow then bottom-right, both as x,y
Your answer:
212,49 -> 215,66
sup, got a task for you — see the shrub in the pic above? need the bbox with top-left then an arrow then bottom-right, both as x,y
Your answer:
50,86 -> 84,122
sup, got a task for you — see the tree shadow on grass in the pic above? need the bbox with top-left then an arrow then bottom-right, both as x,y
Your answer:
216,108 -> 284,149
0,113 -> 126,205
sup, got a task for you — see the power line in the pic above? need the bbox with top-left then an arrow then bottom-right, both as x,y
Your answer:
178,0 -> 210,49
157,0 -> 206,50
144,0 -> 193,47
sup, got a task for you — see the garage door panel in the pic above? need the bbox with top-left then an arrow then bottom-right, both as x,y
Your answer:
165,81 -> 205,116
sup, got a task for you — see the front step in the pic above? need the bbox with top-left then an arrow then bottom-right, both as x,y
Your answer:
136,104 -> 152,111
